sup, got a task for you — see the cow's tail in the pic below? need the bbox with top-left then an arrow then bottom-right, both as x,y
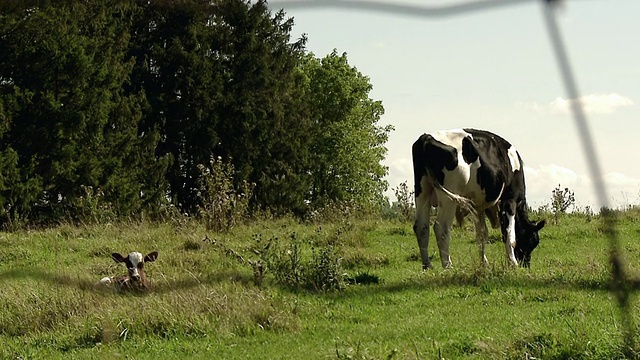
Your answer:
431,179 -> 507,223
429,177 -> 477,216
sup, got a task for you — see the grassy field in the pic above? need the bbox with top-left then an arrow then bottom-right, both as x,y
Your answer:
1,210 -> 640,359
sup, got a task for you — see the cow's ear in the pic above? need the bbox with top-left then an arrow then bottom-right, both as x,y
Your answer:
535,220 -> 546,231
144,251 -> 158,263
112,253 -> 126,263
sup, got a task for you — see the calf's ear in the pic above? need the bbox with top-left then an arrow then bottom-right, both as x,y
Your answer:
144,251 -> 158,263
112,253 -> 126,263
535,220 -> 546,231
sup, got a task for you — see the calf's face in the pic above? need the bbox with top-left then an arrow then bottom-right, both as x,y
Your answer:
514,220 -> 545,268
111,251 -> 158,284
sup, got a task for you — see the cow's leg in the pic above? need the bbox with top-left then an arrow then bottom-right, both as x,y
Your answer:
434,198 -> 456,268
414,178 -> 433,270
485,205 -> 500,229
500,201 -> 518,266
475,208 -> 488,265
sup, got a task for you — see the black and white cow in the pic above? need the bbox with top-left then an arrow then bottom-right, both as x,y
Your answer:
412,128 -> 545,269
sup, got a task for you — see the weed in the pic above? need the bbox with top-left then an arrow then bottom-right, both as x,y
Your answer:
196,156 -> 254,232
308,244 -> 345,292
551,185 -> 576,224
392,180 -> 415,223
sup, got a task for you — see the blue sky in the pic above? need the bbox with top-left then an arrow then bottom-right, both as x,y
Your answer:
268,0 -> 640,210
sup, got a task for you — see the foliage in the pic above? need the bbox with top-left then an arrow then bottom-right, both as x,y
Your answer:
253,232 -> 346,292
391,180 -> 415,223
0,1 -> 168,226
551,184 -> 576,224
0,0 -> 392,227
300,50 -> 393,212
197,156 -> 254,232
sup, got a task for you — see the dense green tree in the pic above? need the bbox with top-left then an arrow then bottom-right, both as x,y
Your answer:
212,0 -> 311,215
0,1 -> 168,224
128,0 -> 223,214
130,0 -> 310,215
301,50 -> 393,211
0,0 -> 393,225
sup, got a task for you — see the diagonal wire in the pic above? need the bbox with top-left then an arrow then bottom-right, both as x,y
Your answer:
269,0 -> 535,18
541,1 -> 633,356
271,0 -> 635,355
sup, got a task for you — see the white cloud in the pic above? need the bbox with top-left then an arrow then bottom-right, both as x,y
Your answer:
514,101 -> 545,113
525,164 -> 579,185
525,164 -> 640,209
550,93 -> 633,115
524,164 -> 586,208
384,157 -> 414,200
516,93 -> 633,116
604,172 -> 640,186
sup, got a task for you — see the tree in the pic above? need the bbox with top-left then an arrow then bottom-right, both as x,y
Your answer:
128,0 -> 223,214
0,1 -> 169,224
301,50 -> 393,212
212,0 -> 311,216
130,0 -> 310,216
0,0 -> 394,225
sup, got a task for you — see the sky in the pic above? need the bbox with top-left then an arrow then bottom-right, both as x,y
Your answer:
268,0 -> 640,210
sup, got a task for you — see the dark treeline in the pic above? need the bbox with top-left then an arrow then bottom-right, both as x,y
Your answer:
0,0 -> 392,227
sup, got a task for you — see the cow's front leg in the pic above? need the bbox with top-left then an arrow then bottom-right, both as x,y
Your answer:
500,201 -> 518,267
434,199 -> 456,268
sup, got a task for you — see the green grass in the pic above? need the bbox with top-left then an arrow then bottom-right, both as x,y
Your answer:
1,213 -> 639,359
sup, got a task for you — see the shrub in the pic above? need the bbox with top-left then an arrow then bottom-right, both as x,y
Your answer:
551,185 -> 575,224
307,244 -> 345,292
66,185 -> 117,225
196,156 -> 255,232
392,181 -> 415,223
254,232 -> 346,292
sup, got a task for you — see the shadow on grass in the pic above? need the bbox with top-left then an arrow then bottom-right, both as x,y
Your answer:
0,258 -> 621,298
368,271 -> 612,295
0,267 -> 256,294
0,268 -> 96,290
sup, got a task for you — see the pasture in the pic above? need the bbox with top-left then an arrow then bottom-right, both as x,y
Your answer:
1,210 -> 639,359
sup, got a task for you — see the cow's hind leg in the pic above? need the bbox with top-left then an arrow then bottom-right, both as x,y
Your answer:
434,198 -> 456,268
414,181 -> 433,270
475,208 -> 489,265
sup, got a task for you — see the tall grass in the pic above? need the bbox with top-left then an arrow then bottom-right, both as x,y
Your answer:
1,211 -> 639,359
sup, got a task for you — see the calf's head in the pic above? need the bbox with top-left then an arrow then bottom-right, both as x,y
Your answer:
514,220 -> 545,268
111,251 -> 158,288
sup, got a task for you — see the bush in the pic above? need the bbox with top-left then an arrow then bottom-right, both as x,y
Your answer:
196,156 -> 254,232
392,181 -> 415,223
253,232 -> 346,292
551,185 -> 575,224
67,185 -> 117,225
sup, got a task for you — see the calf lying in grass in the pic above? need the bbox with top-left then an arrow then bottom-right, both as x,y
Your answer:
95,251 -> 158,291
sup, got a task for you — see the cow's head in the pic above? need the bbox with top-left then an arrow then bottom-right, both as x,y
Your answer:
514,220 -> 545,268
111,251 -> 158,288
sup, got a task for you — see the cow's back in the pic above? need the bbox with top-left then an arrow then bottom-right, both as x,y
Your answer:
413,128 -> 523,209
